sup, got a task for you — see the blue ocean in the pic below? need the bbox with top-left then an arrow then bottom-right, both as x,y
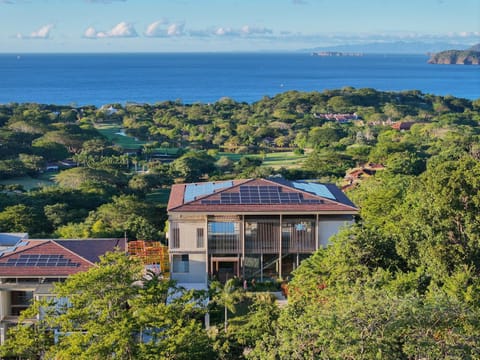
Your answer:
0,53 -> 478,106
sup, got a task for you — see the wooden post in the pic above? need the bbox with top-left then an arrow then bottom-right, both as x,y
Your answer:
241,215 -> 245,279
279,214 -> 283,280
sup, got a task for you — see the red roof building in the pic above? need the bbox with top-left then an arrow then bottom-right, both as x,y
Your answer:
0,238 -> 126,344
167,178 -> 358,289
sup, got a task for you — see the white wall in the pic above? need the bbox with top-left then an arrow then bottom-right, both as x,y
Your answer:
171,253 -> 207,284
169,217 -> 205,251
318,217 -> 353,248
0,290 -> 9,319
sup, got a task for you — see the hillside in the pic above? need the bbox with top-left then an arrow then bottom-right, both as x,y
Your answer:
428,44 -> 480,64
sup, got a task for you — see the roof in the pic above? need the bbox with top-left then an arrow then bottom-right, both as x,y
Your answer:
0,233 -> 28,248
55,238 -> 126,263
167,178 -> 358,214
0,238 -> 126,277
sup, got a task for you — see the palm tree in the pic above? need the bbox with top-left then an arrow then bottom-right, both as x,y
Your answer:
210,278 -> 243,332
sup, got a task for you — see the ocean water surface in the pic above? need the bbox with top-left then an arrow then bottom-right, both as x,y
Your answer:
0,53 -> 478,106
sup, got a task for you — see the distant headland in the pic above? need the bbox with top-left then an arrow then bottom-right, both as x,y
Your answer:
312,51 -> 363,57
428,44 -> 480,65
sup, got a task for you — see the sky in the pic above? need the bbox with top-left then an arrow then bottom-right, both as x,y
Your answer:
0,0 -> 478,53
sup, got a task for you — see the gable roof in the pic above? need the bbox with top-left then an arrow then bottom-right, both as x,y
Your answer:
168,178 -> 358,214
55,238 -> 126,263
0,238 -> 126,277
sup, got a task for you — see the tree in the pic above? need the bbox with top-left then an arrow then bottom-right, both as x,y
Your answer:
0,300 -> 55,359
0,252 -> 213,360
19,153 -> 46,175
233,293 -> 279,352
210,279 -> 244,332
0,204 -> 42,233
171,151 -> 216,183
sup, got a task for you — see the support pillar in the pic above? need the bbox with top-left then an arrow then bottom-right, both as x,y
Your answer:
279,214 -> 283,280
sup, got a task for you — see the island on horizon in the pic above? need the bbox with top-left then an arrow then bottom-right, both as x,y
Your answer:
428,43 -> 480,65
311,51 -> 363,57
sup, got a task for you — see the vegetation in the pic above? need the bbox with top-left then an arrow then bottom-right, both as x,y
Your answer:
0,252 -> 214,360
1,89 -> 478,240
1,89 -> 480,357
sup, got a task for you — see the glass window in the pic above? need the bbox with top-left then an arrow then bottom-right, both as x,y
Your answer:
171,228 -> 180,248
172,254 -> 189,273
208,222 -> 237,234
196,228 -> 204,248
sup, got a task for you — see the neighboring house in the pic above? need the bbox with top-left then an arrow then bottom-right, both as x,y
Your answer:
391,121 -> 416,131
0,233 -> 28,252
167,178 -> 358,290
342,163 -> 386,191
0,238 -> 126,344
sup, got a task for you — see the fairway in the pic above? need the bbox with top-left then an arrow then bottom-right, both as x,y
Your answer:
0,174 -> 55,190
217,151 -> 306,169
146,188 -> 171,204
261,151 -> 307,169
95,124 -> 148,150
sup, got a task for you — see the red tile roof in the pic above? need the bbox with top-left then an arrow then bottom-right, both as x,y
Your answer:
0,239 -> 126,277
168,178 -> 358,214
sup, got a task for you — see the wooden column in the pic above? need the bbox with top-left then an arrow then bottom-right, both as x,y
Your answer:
241,215 -> 245,279
205,215 -> 209,280
279,214 -> 283,280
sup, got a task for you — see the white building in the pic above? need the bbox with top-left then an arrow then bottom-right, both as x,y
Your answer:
167,178 -> 358,289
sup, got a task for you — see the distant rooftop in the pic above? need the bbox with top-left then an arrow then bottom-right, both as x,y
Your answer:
0,238 -> 126,277
0,233 -> 28,248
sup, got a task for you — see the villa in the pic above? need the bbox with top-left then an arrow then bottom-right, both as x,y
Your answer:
0,238 -> 126,344
167,177 -> 358,290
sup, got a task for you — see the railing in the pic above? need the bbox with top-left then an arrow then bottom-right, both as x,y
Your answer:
208,235 -> 240,254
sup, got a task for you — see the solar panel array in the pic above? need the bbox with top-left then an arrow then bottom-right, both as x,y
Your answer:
184,181 -> 233,202
201,186 -> 324,205
291,182 -> 335,200
0,254 -> 80,267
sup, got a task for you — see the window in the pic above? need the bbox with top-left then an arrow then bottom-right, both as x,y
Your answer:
208,222 -> 237,234
172,254 -> 189,273
208,221 -> 240,253
196,228 -> 204,248
171,227 -> 180,249
10,291 -> 33,316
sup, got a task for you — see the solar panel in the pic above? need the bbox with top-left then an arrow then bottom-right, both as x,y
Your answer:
199,185 -> 324,205
292,182 -> 335,200
0,254 -> 80,267
184,181 -> 233,202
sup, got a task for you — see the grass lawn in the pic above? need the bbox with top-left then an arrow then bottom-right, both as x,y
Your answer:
261,151 -> 307,169
0,173 -> 56,190
95,124 -> 181,156
146,188 -> 171,204
95,123 -> 148,150
217,151 -> 307,170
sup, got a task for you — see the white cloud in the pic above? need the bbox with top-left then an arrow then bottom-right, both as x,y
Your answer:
214,27 -> 236,36
83,22 -> 138,39
144,20 -> 185,37
240,25 -> 273,35
211,25 -> 273,37
17,24 -> 54,39
167,23 -> 184,36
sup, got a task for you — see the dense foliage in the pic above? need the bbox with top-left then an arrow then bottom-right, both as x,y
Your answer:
1,89 -> 479,240
0,252 -> 214,360
1,89 -> 480,357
